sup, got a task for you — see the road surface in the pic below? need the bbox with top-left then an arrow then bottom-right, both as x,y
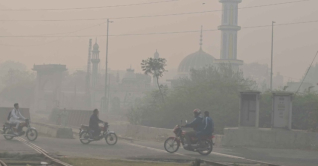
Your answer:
1,136 -> 318,166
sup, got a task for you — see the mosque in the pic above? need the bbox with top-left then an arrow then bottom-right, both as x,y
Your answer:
175,0 -> 243,79
167,0 -> 244,85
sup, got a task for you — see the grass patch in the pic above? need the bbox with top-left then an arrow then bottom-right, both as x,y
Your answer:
61,158 -> 189,166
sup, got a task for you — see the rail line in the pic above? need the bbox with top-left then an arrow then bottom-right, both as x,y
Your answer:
16,137 -> 72,166
0,159 -> 7,166
202,158 -> 282,166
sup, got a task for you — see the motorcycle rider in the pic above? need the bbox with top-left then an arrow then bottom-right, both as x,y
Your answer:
182,109 -> 204,148
197,111 -> 214,147
89,109 -> 105,140
8,103 -> 26,135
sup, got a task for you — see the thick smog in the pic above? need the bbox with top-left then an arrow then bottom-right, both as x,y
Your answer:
0,0 -> 318,166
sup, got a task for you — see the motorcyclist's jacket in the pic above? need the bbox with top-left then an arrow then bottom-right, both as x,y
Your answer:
9,109 -> 25,122
184,116 -> 204,131
202,116 -> 214,134
89,114 -> 103,129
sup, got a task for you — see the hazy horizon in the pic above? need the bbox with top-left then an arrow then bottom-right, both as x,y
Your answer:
1,0 -> 318,82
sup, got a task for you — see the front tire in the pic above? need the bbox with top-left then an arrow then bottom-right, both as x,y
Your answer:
26,129 -> 38,141
197,139 -> 213,156
105,133 -> 117,145
164,137 -> 180,153
4,129 -> 14,140
79,131 -> 91,144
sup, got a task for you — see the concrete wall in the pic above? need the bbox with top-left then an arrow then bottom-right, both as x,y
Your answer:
223,127 -> 318,149
0,107 -> 30,125
32,122 -> 73,139
49,109 -> 92,127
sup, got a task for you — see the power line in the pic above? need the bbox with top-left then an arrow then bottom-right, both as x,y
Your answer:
0,0 -> 309,22
0,21 -> 107,46
38,21 -> 107,36
0,0 -> 179,11
1,19 -> 318,38
296,51 -> 318,93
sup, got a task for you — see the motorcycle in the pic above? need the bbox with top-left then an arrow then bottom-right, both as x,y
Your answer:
2,119 -> 38,141
164,123 -> 214,155
79,122 -> 117,145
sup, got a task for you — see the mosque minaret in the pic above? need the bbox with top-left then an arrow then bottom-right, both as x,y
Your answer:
215,0 -> 243,68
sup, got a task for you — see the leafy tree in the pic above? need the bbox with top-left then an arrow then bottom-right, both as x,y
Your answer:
129,65 -> 256,133
63,70 -> 86,91
259,91 -> 272,128
0,61 -> 27,90
141,58 -> 167,102
0,69 -> 36,107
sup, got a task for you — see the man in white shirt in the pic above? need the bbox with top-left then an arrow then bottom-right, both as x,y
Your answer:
8,103 -> 26,135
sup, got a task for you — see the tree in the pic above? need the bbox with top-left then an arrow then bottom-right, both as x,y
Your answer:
63,70 -> 86,91
129,65 -> 257,133
0,61 -> 27,90
0,69 -> 36,107
141,58 -> 167,102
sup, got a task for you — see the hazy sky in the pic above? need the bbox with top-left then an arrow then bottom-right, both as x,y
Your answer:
0,0 -> 317,82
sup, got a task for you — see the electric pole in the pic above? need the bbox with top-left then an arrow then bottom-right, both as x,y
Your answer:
104,19 -> 113,112
270,21 -> 275,91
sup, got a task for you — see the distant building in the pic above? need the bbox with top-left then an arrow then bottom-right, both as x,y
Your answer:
240,63 -> 284,91
172,0 -> 244,81
177,26 -> 215,78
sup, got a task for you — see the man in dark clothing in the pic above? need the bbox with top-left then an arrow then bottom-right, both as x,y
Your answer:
182,109 -> 204,147
89,109 -> 104,139
197,111 -> 214,137
196,111 -> 214,148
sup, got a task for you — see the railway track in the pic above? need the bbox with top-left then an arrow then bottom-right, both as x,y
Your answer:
16,137 -> 72,166
202,158 -> 282,166
0,159 -> 7,166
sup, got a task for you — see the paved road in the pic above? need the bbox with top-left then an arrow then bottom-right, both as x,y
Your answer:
1,136 -> 318,166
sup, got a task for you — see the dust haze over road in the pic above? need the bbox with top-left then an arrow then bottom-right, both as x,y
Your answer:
1,0 -> 318,166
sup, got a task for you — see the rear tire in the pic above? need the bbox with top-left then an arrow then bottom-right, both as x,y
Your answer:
4,128 -> 14,140
197,139 -> 213,156
105,133 -> 117,145
164,137 -> 180,153
26,129 -> 38,141
79,131 -> 91,144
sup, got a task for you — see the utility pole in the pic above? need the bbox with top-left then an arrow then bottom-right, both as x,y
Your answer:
270,21 -> 275,91
104,19 -> 113,112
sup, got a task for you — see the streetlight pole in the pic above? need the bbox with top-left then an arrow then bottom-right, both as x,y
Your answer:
104,19 -> 112,112
270,21 -> 275,91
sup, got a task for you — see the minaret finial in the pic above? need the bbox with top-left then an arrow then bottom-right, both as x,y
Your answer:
200,25 -> 203,50
95,38 -> 97,43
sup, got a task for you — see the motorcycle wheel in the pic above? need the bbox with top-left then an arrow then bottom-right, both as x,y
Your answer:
105,133 -> 117,145
4,129 -> 14,140
79,131 -> 91,144
164,137 -> 179,153
26,129 -> 38,141
197,140 -> 213,156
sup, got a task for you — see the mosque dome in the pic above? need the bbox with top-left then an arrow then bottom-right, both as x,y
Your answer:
177,25 -> 215,73
178,48 -> 215,73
